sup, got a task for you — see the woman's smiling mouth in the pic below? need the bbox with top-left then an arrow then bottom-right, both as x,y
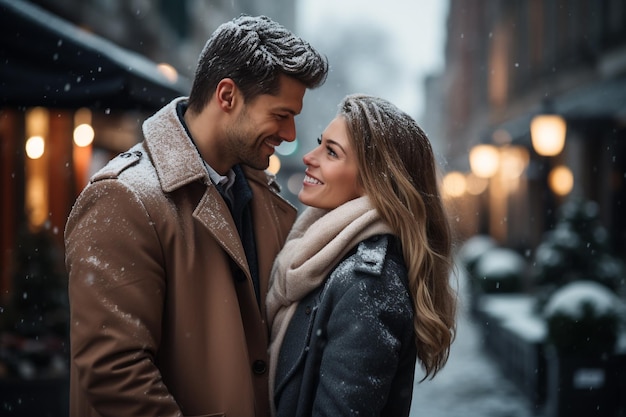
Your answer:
303,174 -> 323,185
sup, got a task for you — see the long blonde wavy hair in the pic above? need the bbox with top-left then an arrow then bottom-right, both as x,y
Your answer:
339,94 -> 456,379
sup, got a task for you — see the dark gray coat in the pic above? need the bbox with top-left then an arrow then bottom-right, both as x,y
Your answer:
274,234 -> 417,417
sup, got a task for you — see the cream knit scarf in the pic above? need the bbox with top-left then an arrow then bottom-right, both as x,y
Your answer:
266,196 -> 392,413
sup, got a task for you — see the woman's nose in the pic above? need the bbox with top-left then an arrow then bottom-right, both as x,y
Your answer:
302,150 -> 315,166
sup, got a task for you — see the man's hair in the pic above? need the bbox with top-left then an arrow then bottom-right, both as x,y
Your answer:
187,15 -> 328,113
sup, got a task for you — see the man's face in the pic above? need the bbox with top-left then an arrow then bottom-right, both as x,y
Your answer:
225,75 -> 306,170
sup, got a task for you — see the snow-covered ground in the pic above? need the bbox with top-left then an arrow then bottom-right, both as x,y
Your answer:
409,270 -> 544,417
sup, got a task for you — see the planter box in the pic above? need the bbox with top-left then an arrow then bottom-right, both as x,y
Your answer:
476,294 -> 548,408
544,347 -> 621,417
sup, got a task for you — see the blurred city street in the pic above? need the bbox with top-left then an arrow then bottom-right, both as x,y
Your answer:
410,269 -> 543,417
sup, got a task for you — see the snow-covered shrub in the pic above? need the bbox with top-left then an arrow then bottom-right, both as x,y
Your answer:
457,234 -> 498,279
532,199 -> 625,291
544,280 -> 623,356
473,247 -> 526,293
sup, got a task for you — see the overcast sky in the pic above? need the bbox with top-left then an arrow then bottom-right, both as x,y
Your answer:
295,0 -> 450,119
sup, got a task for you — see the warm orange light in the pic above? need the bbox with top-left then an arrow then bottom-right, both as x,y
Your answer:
466,174 -> 489,195
530,114 -> 566,156
73,123 -> 95,147
267,155 -> 281,175
73,142 -> 92,192
26,107 -> 48,138
73,108 -> 94,147
157,63 -> 179,83
548,165 -> 574,196
499,146 -> 529,179
469,144 -> 500,178
25,136 -> 45,159
442,171 -> 466,198
25,108 -> 50,231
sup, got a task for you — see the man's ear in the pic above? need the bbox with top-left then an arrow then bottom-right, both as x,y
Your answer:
215,78 -> 238,112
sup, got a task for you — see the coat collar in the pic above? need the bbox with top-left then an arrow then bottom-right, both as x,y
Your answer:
142,97 -> 209,193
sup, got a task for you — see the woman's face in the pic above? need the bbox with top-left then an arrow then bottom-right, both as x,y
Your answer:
298,116 -> 364,209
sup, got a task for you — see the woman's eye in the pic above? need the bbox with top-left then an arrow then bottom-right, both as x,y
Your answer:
326,146 -> 337,157
316,136 -> 322,145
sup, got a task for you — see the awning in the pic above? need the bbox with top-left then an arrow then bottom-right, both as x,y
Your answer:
489,75 -> 626,145
0,0 -> 190,111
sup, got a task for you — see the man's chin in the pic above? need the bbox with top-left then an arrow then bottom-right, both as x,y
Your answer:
242,159 -> 270,171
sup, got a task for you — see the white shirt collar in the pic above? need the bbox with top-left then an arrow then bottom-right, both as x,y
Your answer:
204,161 -> 236,201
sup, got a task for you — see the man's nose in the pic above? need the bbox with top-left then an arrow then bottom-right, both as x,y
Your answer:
279,119 -> 296,142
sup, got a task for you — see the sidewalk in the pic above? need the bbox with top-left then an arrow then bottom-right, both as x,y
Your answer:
409,271 -> 543,417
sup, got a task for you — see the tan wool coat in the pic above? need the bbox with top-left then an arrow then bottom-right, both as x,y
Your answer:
65,98 -> 297,417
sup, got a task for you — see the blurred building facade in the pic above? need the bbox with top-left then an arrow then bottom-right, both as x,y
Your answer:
27,0 -> 296,77
431,0 -> 626,257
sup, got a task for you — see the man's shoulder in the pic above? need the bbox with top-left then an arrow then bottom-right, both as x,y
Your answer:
67,145 -> 161,230
88,144 -> 161,194
91,148 -> 145,182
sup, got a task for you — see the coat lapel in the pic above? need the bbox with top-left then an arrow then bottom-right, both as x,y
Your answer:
193,186 -> 251,277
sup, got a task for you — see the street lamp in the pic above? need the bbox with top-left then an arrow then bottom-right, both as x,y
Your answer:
530,113 -> 566,156
442,171 -> 467,198
469,144 -> 501,239
529,102 -> 568,232
548,165 -> 574,196
469,144 -> 500,178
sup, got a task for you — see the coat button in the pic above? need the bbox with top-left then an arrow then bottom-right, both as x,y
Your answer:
305,306 -> 312,315
252,360 -> 266,375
